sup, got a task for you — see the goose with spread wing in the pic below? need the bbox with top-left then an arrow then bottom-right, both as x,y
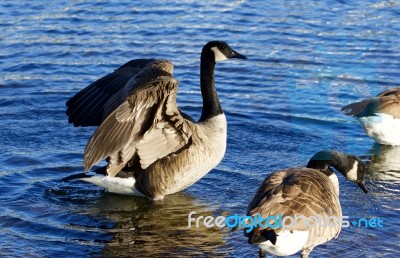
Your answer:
341,87 -> 400,145
66,41 -> 247,200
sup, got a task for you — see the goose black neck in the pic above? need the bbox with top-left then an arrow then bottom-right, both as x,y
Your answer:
199,52 -> 223,122
306,150 -> 347,177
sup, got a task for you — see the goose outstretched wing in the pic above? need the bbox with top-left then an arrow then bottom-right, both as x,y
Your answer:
66,59 -> 172,126
67,59 -> 195,177
85,77 -> 195,176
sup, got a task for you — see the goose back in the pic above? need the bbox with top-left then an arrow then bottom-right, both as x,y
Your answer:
341,87 -> 400,118
246,168 -> 342,251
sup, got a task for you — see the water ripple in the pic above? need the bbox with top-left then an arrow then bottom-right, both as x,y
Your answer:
0,0 -> 399,257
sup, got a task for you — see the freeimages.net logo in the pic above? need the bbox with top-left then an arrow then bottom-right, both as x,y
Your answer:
187,211 -> 383,232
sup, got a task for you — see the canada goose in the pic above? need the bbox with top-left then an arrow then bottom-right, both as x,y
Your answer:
245,150 -> 368,258
65,41 -> 247,200
341,87 -> 400,145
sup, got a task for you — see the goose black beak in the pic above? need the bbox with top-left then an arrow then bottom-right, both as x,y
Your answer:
231,50 -> 247,59
358,181 -> 368,193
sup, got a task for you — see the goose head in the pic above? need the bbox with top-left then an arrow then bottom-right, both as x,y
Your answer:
307,150 -> 368,193
202,41 -> 247,63
339,154 -> 368,193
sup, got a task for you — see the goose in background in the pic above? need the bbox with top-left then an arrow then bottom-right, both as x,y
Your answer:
65,41 -> 247,200
341,87 -> 400,145
244,150 -> 368,258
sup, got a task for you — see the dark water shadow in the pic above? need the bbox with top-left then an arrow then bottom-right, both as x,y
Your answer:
92,192 -> 229,257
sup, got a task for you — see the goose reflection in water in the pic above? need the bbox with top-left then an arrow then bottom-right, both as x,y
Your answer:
367,144 -> 400,182
91,192 -> 228,257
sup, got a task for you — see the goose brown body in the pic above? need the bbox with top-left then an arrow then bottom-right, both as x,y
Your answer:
245,150 -> 367,257
247,168 -> 342,257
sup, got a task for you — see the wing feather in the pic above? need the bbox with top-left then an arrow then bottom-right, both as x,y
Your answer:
69,59 -> 195,177
66,59 -> 171,126
83,76 -> 194,177
136,120 -> 188,169
341,87 -> 400,118
246,168 -> 341,247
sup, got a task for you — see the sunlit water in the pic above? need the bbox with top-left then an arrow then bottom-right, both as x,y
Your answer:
1,0 -> 399,257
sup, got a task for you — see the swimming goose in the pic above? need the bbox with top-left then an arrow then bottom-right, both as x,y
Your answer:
65,41 -> 247,200
244,150 -> 367,258
341,87 -> 400,145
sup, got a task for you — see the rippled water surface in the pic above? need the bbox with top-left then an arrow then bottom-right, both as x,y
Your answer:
1,0 -> 399,257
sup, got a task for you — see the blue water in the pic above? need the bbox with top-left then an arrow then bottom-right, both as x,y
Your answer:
1,0 -> 399,257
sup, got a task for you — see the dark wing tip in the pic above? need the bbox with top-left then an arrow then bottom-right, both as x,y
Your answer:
341,105 -> 355,116
62,173 -> 89,182
247,228 -> 278,245
261,229 -> 278,245
341,101 -> 366,117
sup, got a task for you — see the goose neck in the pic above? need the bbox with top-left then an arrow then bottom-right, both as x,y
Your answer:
306,151 -> 346,175
199,55 -> 223,122
306,151 -> 347,195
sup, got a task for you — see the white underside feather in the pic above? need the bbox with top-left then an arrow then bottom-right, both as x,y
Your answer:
357,113 -> 400,145
80,176 -> 144,196
259,230 -> 309,256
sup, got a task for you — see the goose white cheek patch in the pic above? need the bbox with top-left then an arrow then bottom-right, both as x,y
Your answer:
347,161 -> 358,181
211,46 -> 228,62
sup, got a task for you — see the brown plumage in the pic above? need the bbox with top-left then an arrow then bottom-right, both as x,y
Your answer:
65,41 -> 247,200
245,150 -> 367,258
341,87 -> 400,118
66,59 -> 171,126
247,168 -> 341,255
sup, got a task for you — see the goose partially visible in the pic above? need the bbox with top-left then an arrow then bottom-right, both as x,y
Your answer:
65,41 -> 246,200
244,150 -> 368,258
341,87 -> 400,145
